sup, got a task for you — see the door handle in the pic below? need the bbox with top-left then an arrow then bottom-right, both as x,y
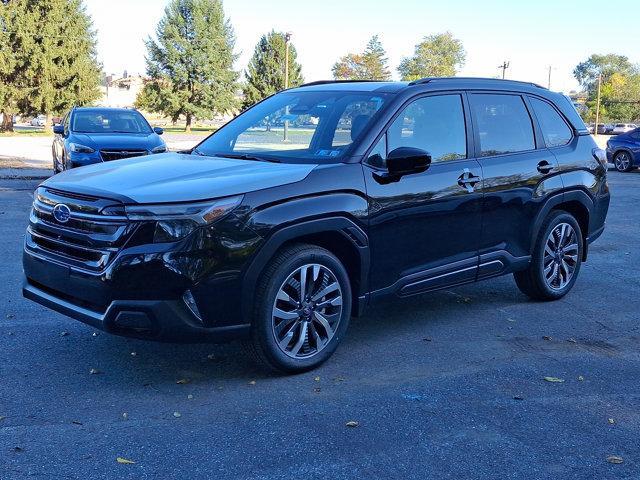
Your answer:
537,160 -> 554,174
457,168 -> 481,193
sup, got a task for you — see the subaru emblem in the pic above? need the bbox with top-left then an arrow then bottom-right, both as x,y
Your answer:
52,203 -> 71,223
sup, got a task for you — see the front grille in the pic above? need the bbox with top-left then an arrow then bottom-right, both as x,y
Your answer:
100,149 -> 148,162
26,187 -> 135,272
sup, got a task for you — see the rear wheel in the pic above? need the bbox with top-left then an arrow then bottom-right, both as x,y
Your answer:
244,244 -> 352,374
614,151 -> 633,172
514,211 -> 583,301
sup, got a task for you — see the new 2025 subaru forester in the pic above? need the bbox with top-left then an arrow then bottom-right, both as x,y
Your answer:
23,78 -> 610,373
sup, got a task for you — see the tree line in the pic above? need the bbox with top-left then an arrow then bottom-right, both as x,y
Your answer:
2,0 -> 639,133
573,54 -> 640,123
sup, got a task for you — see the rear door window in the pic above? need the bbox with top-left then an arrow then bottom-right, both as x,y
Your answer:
529,97 -> 573,147
469,94 -> 535,156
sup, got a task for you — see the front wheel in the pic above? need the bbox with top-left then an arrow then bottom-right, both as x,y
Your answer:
514,211 -> 584,301
245,244 -> 352,374
614,151 -> 633,172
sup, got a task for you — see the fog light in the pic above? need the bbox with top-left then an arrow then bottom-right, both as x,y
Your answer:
182,290 -> 203,324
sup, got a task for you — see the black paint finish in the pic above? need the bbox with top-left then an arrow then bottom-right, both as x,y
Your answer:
23,78 -> 610,342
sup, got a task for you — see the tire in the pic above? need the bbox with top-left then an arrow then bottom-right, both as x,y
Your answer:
514,211 -> 584,301
614,151 -> 634,172
52,146 -> 60,174
244,243 -> 352,374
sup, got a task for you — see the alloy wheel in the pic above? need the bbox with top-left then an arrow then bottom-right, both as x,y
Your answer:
615,152 -> 631,172
543,223 -> 579,290
271,263 -> 343,359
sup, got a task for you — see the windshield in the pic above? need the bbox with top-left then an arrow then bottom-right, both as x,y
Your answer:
72,110 -> 152,134
195,91 -> 390,163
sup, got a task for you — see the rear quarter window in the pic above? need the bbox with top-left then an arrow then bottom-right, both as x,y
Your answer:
529,97 -> 573,148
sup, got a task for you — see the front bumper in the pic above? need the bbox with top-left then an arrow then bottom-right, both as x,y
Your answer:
23,279 -> 249,343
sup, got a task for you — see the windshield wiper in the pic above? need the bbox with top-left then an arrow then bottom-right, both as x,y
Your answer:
191,147 -> 205,156
212,152 -> 280,163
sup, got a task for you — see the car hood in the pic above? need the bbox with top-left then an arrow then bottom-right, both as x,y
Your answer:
72,132 -> 163,151
43,152 -> 317,204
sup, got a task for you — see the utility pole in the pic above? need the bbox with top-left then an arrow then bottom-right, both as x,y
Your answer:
594,72 -> 602,137
283,32 -> 292,142
498,61 -> 510,79
547,65 -> 552,89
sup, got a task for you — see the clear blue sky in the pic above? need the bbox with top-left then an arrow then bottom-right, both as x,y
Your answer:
85,0 -> 640,92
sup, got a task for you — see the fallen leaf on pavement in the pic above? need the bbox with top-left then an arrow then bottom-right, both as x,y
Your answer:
187,394 -> 193,400
606,455 -> 623,464
345,421 -> 359,427
314,376 -> 320,382
608,418 -> 615,425
89,368 -> 101,375
116,457 -> 135,464
578,376 -> 584,381
543,376 -> 565,383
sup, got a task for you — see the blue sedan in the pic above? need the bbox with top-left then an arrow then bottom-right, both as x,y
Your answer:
606,127 -> 640,172
52,107 -> 167,172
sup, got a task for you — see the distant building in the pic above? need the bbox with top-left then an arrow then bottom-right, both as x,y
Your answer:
98,72 -> 145,108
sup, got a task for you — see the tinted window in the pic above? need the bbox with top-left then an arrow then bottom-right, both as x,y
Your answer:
387,94 -> 466,163
367,135 -> 387,168
530,97 -> 572,147
333,98 -> 385,147
470,94 -> 535,156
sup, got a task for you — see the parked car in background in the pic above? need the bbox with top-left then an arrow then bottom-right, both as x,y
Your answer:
612,123 -> 638,135
607,127 -> 640,172
52,107 -> 166,173
24,78 -> 610,373
596,123 -> 614,135
30,115 -> 46,127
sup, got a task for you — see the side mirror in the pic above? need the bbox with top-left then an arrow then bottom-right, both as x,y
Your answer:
53,124 -> 64,135
153,127 -> 164,135
387,147 -> 431,176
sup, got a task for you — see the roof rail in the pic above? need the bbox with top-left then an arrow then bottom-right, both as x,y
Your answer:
299,79 -> 384,87
408,77 -> 546,89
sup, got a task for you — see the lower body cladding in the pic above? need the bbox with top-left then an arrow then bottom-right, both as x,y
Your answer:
22,232 -> 257,343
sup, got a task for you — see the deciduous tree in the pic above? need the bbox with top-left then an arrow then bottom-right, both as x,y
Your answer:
332,35 -> 391,81
397,32 -> 466,81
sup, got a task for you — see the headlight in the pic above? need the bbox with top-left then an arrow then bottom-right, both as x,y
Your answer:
151,144 -> 167,153
69,142 -> 95,154
125,195 -> 243,243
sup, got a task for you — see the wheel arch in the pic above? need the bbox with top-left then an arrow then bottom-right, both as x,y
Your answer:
531,190 -> 593,261
241,217 -> 370,322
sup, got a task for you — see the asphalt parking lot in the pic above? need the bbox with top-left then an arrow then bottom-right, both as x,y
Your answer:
1,171 -> 639,479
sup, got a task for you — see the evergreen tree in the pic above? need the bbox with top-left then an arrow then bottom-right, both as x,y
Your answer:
398,32 -> 466,81
332,35 -> 391,81
361,35 -> 391,80
242,31 -> 303,109
137,0 -> 239,132
0,0 -> 100,130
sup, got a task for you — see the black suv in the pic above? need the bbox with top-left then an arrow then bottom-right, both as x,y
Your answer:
23,78 -> 610,373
